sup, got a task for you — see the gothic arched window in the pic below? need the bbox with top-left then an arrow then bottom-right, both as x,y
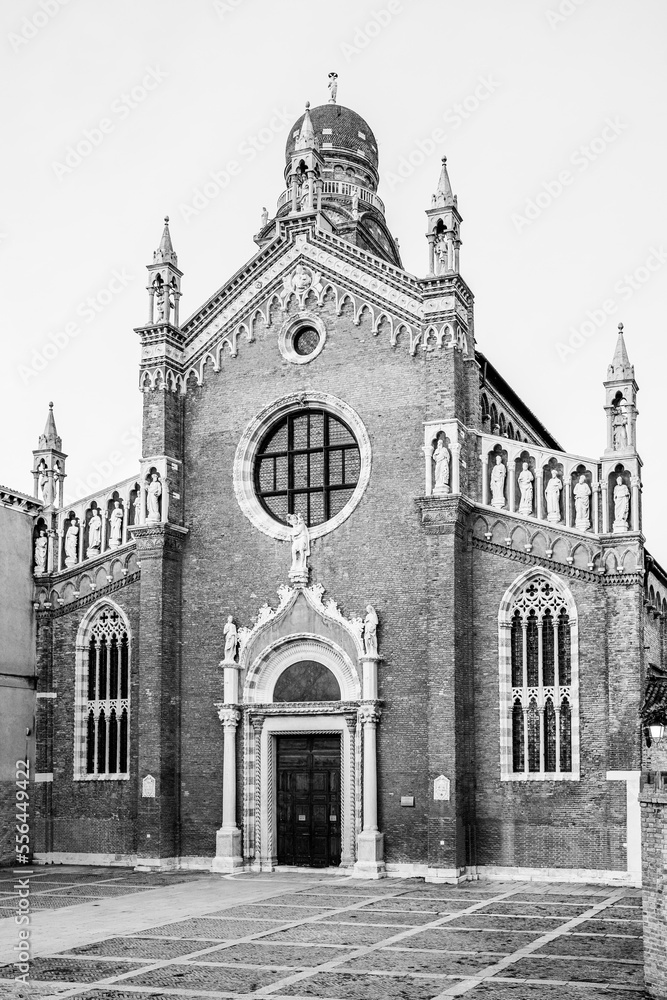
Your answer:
500,573 -> 579,780
75,604 -> 130,779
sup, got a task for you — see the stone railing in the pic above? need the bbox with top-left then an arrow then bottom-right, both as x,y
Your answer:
277,182 -> 384,214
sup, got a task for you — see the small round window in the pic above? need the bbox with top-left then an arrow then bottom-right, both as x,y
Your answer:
293,327 -> 320,356
254,409 -> 361,527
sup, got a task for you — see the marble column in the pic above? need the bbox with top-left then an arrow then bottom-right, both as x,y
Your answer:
212,706 -> 243,873
422,444 -> 433,496
592,482 -> 601,535
481,453 -> 489,506
354,703 -> 385,878
631,477 -> 641,532
450,443 -> 461,494
427,234 -> 435,275
536,469 -> 544,521
601,482 -> 609,534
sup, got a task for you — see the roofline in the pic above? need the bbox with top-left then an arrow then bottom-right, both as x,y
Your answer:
645,550 -> 667,592
476,350 -> 563,451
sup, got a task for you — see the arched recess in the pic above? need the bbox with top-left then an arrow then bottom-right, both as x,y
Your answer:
244,635 -> 361,705
498,566 -> 580,782
74,598 -> 132,781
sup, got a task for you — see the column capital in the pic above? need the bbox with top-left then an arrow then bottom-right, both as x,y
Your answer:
216,704 -> 241,729
359,703 -> 382,726
250,712 -> 265,734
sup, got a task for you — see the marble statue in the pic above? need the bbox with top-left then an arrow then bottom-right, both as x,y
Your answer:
292,264 -> 312,294
351,186 -> 360,218
328,71 -> 338,103
545,470 -> 563,522
612,408 -> 628,450
109,501 -> 123,548
287,512 -> 310,579
432,438 -> 450,494
613,476 -> 630,529
574,475 -> 592,530
223,615 -> 238,663
260,206 -> 268,228
87,510 -> 102,552
363,605 -> 379,656
65,520 -> 79,565
154,286 -> 166,323
490,455 -> 506,508
34,530 -> 47,573
518,462 -> 534,515
37,461 -> 52,506
146,473 -> 162,523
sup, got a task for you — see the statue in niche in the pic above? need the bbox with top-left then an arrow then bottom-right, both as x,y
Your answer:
37,462 -> 51,505
545,469 -> 563,522
146,473 -> 162,524
351,186 -> 360,219
613,476 -> 630,529
109,501 -> 123,548
65,520 -> 79,565
87,509 -> 102,553
432,437 -> 451,494
490,455 -> 506,508
287,512 -> 310,580
34,530 -> 48,573
260,206 -> 268,228
328,71 -> 338,104
518,462 -> 534,515
363,605 -> 379,656
612,407 -> 628,450
223,615 -> 238,663
154,285 -> 166,323
574,475 -> 592,530
435,236 -> 449,272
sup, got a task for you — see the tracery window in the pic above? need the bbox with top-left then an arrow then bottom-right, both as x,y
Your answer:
75,605 -> 130,779
254,410 -> 361,528
500,573 -> 579,780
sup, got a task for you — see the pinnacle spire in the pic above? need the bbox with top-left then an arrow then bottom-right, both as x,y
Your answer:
295,102 -> 317,151
38,402 -> 62,451
153,215 -> 177,265
608,322 -> 634,380
433,157 -> 455,208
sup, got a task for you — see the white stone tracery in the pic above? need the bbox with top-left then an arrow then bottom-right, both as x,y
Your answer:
498,569 -> 580,782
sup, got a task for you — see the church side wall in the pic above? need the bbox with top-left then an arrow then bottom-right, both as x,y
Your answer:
177,300 -> 445,864
33,583 -> 140,860
472,546 -> 635,873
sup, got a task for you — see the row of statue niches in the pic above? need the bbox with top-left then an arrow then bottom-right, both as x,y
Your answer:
488,456 -> 632,531
33,473 -> 164,572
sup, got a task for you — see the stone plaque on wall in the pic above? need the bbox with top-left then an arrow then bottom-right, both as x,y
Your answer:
433,774 -> 450,801
142,774 -> 156,798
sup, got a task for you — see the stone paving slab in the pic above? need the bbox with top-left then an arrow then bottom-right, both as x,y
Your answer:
0,868 -> 651,999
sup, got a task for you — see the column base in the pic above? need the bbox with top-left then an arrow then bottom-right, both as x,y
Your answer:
212,827 -> 244,873
433,484 -> 451,496
353,831 -> 386,878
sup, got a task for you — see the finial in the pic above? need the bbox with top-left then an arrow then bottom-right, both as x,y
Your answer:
49,401 -> 53,409
305,101 -> 310,109
618,322 -> 624,332
164,215 -> 169,224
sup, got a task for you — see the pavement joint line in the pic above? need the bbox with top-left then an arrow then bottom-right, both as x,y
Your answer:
226,884 -> 532,997
428,884 -> 634,998
46,881 -> 423,998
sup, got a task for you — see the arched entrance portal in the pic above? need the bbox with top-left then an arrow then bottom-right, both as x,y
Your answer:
244,637 -> 360,871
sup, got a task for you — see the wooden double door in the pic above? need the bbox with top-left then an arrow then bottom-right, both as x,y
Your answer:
276,735 -> 341,868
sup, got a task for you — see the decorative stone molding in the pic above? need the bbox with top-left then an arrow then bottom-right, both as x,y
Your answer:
129,523 -> 188,554
358,704 -> 382,726
278,311 -> 327,365
233,391 -> 372,543
216,706 -> 241,729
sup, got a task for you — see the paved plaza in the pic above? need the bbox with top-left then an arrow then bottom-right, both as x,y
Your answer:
0,867 -> 648,999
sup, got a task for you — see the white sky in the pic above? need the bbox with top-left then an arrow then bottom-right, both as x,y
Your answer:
3,0 -> 666,561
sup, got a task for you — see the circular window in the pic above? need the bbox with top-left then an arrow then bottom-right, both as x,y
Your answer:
255,410 -> 360,527
293,327 -> 320,356
233,392 -> 372,543
278,312 -> 327,365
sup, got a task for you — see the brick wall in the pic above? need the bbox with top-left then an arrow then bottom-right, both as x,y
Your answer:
639,771 -> 667,999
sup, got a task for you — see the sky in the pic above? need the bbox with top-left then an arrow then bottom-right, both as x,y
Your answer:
2,0 -> 666,559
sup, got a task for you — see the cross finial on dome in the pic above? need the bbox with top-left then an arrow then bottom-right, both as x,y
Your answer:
328,71 -> 338,104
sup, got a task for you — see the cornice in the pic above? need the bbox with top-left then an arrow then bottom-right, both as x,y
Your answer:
37,571 -> 140,619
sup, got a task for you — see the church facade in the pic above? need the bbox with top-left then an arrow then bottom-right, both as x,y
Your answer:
24,90 -> 667,884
